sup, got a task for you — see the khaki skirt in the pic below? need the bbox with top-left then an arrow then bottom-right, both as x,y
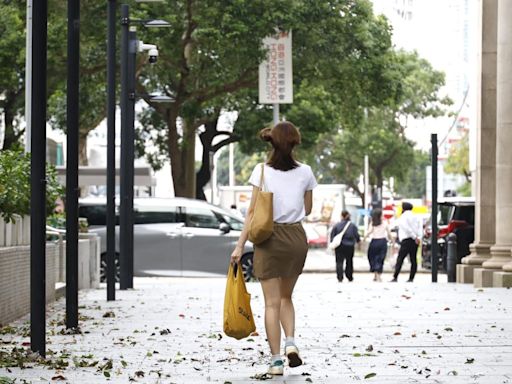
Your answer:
253,222 -> 308,280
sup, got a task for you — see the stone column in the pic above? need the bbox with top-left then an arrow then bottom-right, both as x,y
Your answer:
479,0 -> 512,288
457,0 -> 497,284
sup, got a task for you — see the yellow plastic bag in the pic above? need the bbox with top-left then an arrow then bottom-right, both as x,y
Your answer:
223,263 -> 256,340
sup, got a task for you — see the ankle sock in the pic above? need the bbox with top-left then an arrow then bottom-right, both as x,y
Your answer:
271,354 -> 282,364
284,336 -> 295,347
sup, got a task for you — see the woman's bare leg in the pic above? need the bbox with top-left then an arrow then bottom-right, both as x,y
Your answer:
260,277 -> 282,355
279,275 -> 299,338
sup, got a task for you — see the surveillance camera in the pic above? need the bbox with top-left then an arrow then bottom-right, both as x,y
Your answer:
148,48 -> 158,64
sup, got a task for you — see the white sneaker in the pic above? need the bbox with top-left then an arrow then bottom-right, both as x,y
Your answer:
285,345 -> 303,367
267,359 -> 284,375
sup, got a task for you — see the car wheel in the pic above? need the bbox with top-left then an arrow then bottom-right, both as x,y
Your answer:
241,253 -> 255,282
100,252 -> 120,283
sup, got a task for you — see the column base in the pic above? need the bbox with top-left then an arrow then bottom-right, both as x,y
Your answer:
456,264 -> 478,284
503,262 -> 512,273
483,245 -> 512,269
473,268 -> 499,288
492,272 -> 512,287
462,243 -> 493,265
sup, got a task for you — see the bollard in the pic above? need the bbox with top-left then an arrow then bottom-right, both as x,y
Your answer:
446,233 -> 457,283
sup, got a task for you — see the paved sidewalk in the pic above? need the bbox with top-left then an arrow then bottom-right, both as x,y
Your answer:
1,274 -> 511,383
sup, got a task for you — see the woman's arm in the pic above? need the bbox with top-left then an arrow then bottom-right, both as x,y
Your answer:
304,190 -> 313,216
385,223 -> 393,240
230,186 -> 259,264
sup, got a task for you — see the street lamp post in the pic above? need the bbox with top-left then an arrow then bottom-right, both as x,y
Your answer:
119,3 -> 170,290
119,3 -> 133,289
30,0 -> 48,358
65,0 -> 80,330
106,0 -> 117,301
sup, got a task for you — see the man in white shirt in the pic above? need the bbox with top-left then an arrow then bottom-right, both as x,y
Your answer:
391,202 -> 423,282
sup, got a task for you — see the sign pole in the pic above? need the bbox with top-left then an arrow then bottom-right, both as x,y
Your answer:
273,103 -> 279,125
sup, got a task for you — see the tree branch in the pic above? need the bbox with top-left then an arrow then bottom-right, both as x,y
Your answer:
192,69 -> 258,103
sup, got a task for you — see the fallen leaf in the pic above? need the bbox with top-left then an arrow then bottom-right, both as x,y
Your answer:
51,375 -> 67,381
465,358 -> 474,364
364,373 -> 377,379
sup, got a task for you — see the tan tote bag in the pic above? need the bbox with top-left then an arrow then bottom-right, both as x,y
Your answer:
248,163 -> 273,244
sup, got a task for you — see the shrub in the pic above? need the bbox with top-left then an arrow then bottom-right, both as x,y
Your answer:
0,150 -> 64,223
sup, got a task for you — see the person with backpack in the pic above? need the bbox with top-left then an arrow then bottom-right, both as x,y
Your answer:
330,210 -> 360,282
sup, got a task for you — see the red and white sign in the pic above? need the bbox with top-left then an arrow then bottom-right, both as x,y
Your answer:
258,31 -> 293,104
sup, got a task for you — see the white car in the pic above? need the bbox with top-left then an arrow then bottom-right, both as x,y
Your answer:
79,197 -> 254,280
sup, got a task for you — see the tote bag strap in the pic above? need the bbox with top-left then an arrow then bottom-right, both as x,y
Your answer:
258,163 -> 266,192
339,221 -> 350,240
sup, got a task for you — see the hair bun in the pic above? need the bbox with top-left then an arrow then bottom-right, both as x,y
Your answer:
259,127 -> 273,142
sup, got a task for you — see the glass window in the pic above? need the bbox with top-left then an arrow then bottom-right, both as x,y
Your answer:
79,205 -> 108,226
184,207 -> 220,229
218,213 -> 244,231
134,206 -> 179,224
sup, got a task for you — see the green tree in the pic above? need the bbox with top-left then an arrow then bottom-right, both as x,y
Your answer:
395,150 -> 430,199
444,132 -> 471,196
312,50 -> 451,205
47,0 -> 108,164
0,2 -> 28,150
444,132 -> 470,181
135,0 -> 396,197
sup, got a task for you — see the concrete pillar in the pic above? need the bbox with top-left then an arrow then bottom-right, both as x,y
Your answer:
458,0 -> 497,284
481,0 -> 512,287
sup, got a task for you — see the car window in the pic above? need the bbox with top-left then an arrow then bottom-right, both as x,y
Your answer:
134,206 -> 179,224
437,205 -> 453,225
453,206 -> 475,225
184,207 -> 220,229
79,205 -> 108,226
218,213 -> 244,231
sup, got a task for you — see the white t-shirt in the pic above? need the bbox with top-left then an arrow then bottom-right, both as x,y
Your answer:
248,163 -> 317,223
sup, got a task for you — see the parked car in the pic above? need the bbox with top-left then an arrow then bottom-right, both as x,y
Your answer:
421,197 -> 475,271
79,197 -> 255,281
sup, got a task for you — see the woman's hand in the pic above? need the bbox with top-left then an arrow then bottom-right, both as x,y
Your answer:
230,245 -> 243,265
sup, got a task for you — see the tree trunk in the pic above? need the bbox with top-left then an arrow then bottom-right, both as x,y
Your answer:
169,117 -> 196,198
1,91 -> 23,150
373,168 -> 384,209
79,135 -> 88,165
196,139 -> 212,201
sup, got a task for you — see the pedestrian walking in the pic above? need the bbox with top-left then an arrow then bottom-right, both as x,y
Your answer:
365,208 -> 392,282
330,210 -> 360,282
230,121 -> 317,376
391,202 -> 422,282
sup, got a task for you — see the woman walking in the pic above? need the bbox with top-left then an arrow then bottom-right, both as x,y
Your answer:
230,121 -> 317,376
366,208 -> 391,282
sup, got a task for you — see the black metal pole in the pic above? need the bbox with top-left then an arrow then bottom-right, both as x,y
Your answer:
431,133 -> 438,283
66,0 -> 80,329
30,0 -> 48,358
119,4 -> 130,289
125,29 -> 137,288
106,0 -> 117,301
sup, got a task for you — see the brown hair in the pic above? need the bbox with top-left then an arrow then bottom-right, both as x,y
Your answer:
341,210 -> 351,220
259,121 -> 301,171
